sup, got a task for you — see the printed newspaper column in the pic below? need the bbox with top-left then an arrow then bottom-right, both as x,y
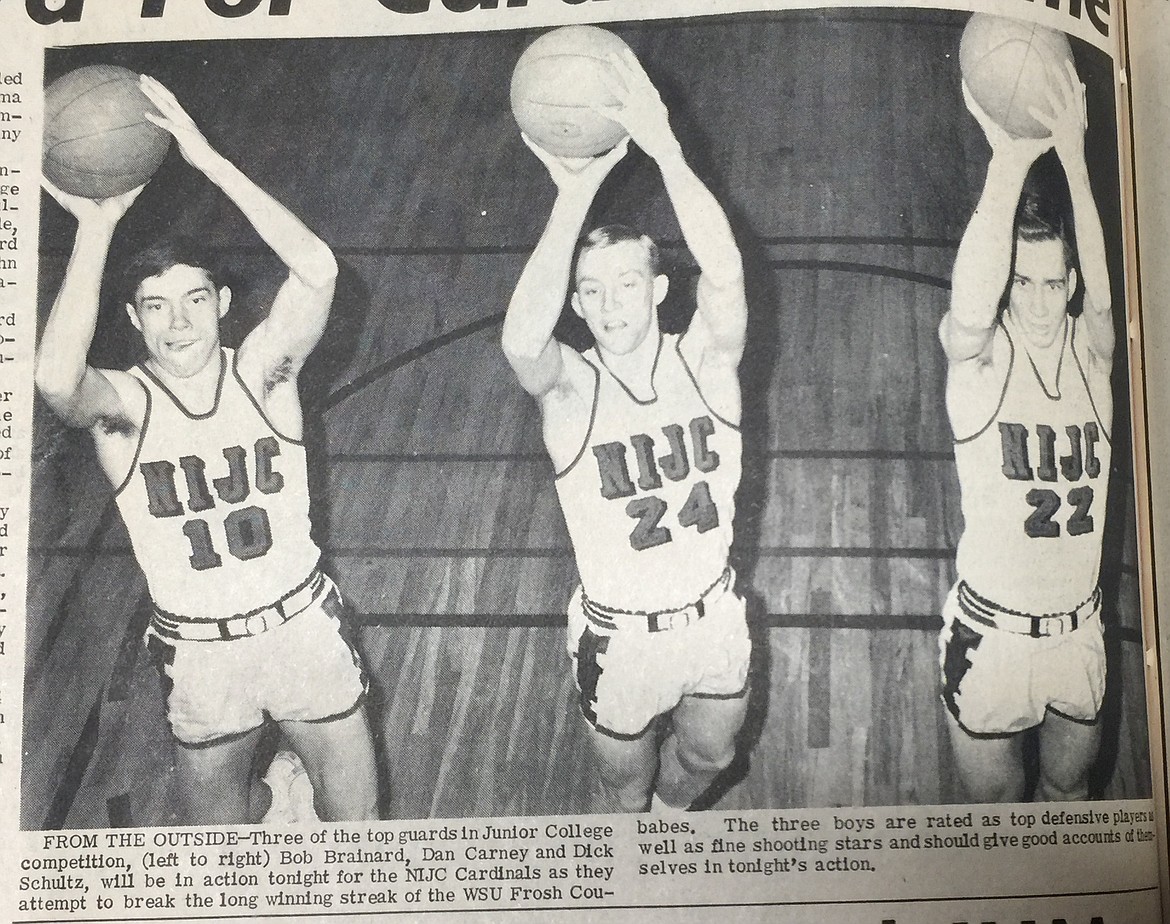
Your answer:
0,63 -> 25,774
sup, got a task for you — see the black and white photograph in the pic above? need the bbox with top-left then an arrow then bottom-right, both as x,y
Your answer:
23,7 -> 1152,833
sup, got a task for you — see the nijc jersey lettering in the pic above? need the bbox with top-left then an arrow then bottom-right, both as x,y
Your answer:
141,437 -> 283,570
554,334 -> 741,611
952,319 -> 1111,615
592,415 -> 721,551
998,421 -> 1102,539
116,349 -> 320,620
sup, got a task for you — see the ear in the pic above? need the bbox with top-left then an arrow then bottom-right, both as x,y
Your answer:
1066,267 -> 1078,302
571,291 -> 584,319
125,302 -> 143,333
217,286 -> 232,318
652,274 -> 669,307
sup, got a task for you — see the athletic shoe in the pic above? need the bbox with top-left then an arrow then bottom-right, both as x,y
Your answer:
261,751 -> 316,824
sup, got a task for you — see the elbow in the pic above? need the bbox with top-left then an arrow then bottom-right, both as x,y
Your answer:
300,246 -> 339,293
500,312 -> 541,365
34,353 -> 75,404
705,253 -> 744,292
501,333 -> 536,369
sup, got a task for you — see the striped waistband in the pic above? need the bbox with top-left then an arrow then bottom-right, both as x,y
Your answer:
583,567 -> 733,633
150,568 -> 326,642
957,581 -> 1100,638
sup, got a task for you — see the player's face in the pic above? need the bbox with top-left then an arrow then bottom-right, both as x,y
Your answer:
127,264 -> 229,379
1008,237 -> 1075,350
572,240 -> 667,356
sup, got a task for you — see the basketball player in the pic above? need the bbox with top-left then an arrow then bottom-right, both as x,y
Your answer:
503,50 -> 750,813
939,60 -> 1113,802
35,77 -> 378,824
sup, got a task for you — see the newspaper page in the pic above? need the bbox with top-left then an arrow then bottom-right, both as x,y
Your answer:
0,0 -> 1164,922
1122,0 -> 1170,905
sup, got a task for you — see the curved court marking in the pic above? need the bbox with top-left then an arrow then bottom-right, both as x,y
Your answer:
321,259 -> 951,412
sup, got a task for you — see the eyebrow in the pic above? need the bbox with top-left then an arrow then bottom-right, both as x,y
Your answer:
1014,272 -> 1065,284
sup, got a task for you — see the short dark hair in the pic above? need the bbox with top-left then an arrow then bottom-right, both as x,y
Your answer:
121,237 -> 222,306
576,224 -> 661,279
1015,192 -> 1075,270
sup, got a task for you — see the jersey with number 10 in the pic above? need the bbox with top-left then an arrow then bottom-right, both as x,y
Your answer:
554,333 -> 742,612
954,318 -> 1111,615
115,349 -> 320,619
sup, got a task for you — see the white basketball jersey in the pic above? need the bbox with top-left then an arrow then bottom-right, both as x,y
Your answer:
554,333 -> 742,611
954,317 -> 1111,614
115,349 -> 320,619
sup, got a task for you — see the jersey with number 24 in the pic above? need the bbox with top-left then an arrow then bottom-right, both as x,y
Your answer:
555,333 -> 742,612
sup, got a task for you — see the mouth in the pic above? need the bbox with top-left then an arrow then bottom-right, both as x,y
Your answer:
167,339 -> 199,353
602,320 -> 627,332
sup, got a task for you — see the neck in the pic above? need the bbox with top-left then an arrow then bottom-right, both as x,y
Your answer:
598,327 -> 662,398
146,347 -> 224,408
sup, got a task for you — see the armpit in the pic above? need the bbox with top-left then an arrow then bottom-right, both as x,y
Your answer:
264,357 -> 296,394
97,413 -> 138,438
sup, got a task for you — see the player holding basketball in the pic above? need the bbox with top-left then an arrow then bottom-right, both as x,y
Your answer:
940,60 -> 1113,802
35,77 -> 378,825
503,50 -> 749,813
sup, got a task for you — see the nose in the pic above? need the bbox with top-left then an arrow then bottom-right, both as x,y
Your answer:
170,304 -> 191,330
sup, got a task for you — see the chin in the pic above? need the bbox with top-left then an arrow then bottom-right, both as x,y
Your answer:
595,328 -> 648,356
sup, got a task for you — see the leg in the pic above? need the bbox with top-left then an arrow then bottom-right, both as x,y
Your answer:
656,692 -> 748,809
173,726 -> 267,825
280,705 -> 379,821
944,711 -> 1026,803
1035,709 -> 1100,801
582,720 -> 660,814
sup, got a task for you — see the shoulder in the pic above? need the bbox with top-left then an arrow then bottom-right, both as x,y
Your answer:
676,328 -> 742,426
946,323 -> 1013,442
540,344 -> 600,473
540,343 -> 598,418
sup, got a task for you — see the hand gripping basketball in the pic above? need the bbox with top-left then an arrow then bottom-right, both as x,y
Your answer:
42,176 -> 145,230
593,49 -> 680,163
139,76 -> 218,172
522,132 -> 630,196
962,80 -> 1052,166
1027,59 -> 1088,166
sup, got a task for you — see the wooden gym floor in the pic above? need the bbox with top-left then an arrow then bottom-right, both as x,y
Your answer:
23,11 -> 1151,828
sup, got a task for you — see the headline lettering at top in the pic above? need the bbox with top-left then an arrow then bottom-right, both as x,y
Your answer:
20,0 -> 1113,37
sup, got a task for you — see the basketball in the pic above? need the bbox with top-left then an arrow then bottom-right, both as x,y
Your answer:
959,15 -> 1074,139
510,25 -> 631,159
43,65 -> 171,199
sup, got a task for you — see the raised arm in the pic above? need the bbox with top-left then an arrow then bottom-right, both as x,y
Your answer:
140,77 -> 337,378
942,84 -> 1052,364
34,182 -> 143,428
502,138 -> 629,397
601,50 -> 746,363
1035,61 -> 1112,365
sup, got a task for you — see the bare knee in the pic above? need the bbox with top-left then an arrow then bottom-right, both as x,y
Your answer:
1037,753 -> 1092,802
674,730 -> 737,779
